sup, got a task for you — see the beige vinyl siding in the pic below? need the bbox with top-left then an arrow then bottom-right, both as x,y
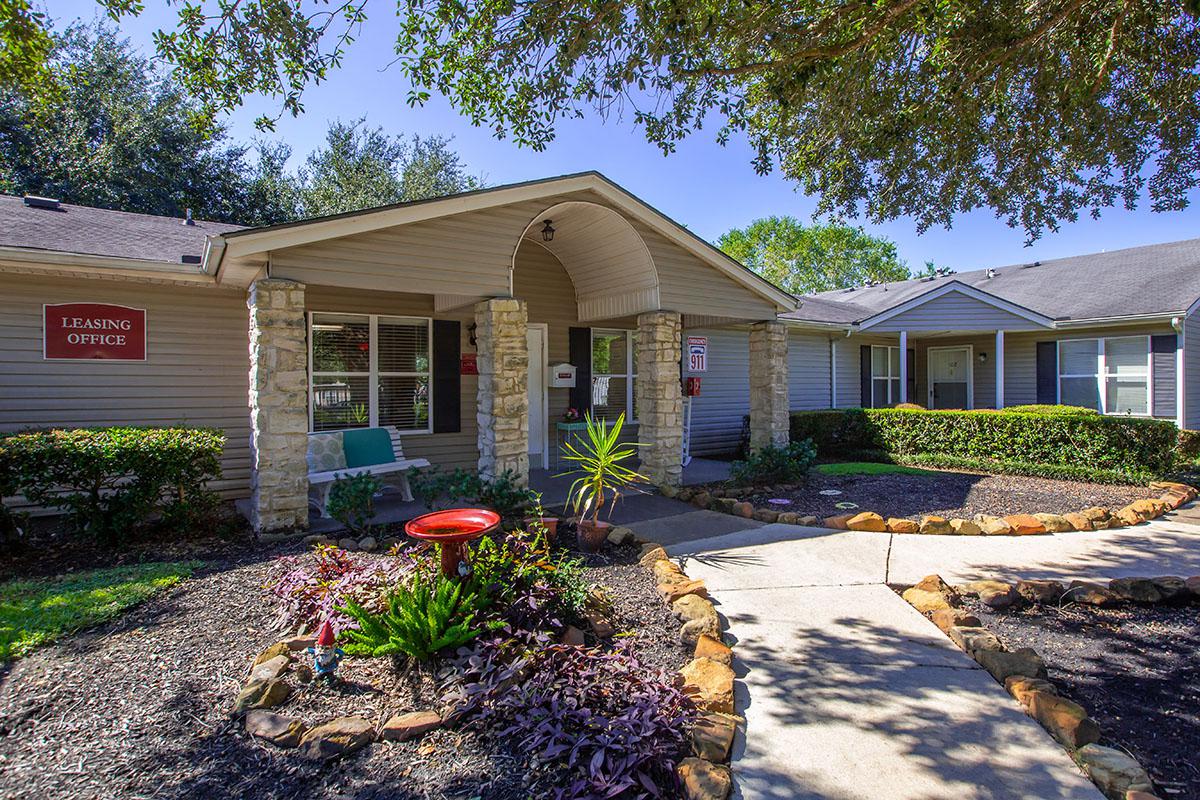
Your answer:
1185,312 -> 1200,429
0,273 -> 252,496
865,290 -> 1045,332
270,187 -> 781,324
272,192 -> 592,296
629,220 -> 779,321
1003,325 -> 1177,415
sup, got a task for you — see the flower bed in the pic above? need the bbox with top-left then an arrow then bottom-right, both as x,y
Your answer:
897,573 -> 1200,800
678,477 -> 1196,537
231,525 -> 739,799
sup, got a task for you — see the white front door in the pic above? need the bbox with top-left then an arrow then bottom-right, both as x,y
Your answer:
927,346 -> 973,409
526,325 -> 547,467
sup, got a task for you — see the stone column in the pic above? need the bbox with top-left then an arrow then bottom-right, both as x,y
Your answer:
248,278 -> 310,533
636,311 -> 684,491
475,298 -> 529,485
749,320 -> 789,451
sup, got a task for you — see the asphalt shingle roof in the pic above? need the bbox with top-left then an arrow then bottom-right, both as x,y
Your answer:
0,194 -> 243,264
785,238 -> 1200,325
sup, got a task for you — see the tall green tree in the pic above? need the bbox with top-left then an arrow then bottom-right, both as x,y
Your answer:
0,23 -> 250,222
278,119 -> 482,220
4,2 -> 1198,240
718,217 -> 912,296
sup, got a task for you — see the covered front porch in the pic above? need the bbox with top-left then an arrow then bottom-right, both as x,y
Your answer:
280,456 -> 734,535
216,174 -> 796,533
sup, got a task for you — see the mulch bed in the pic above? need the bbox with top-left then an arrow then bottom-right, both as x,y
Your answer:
0,536 -> 689,800
964,598 -> 1200,800
739,471 -> 1156,521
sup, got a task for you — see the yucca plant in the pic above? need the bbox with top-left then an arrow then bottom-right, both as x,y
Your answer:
338,568 -> 491,662
559,412 -> 647,551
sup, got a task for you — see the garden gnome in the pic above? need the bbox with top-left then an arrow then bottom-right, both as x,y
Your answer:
307,620 -> 344,683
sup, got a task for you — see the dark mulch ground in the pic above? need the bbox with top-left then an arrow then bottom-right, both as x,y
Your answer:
740,471 -> 1156,521
0,536 -> 689,800
964,598 -> 1200,800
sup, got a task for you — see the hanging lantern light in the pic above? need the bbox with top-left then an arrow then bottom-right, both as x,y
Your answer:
540,219 -> 556,242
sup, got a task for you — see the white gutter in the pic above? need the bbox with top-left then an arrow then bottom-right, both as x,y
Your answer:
0,246 -> 217,285
1051,312 -> 1182,329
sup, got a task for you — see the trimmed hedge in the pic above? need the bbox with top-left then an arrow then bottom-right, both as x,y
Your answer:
0,427 -> 225,544
746,407 -> 1191,483
840,449 -> 1157,486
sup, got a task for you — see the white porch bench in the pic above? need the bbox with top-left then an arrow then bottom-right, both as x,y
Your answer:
307,426 -> 430,517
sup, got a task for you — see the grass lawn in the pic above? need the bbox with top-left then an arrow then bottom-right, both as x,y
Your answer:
0,561 -> 199,662
815,461 -> 941,477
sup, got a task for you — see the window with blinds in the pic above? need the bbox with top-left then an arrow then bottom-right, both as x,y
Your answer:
309,312 -> 432,433
591,329 -> 638,422
1057,336 -> 1150,416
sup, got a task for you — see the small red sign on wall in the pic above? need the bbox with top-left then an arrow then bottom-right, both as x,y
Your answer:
460,353 -> 478,375
44,303 -> 147,361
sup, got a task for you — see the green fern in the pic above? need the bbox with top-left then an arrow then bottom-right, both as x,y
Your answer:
338,569 -> 492,661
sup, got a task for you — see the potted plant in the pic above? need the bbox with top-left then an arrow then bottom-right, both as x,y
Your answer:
560,411 -> 646,552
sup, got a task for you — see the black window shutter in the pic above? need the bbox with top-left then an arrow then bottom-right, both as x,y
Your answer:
432,320 -> 461,433
1035,341 -> 1057,404
859,345 -> 872,408
569,326 -> 592,413
907,348 -> 916,403
1151,334 -> 1178,419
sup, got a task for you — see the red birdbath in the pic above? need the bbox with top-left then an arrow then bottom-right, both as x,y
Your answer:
405,508 -> 501,578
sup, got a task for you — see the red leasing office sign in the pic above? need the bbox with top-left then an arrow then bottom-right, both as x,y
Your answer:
44,303 -> 147,361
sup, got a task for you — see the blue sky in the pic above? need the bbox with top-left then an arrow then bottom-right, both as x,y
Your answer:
54,2 -> 1200,272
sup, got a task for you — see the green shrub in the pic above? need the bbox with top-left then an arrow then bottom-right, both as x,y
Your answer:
731,440 -> 818,485
867,408 -> 1178,475
884,452 -> 1157,485
1002,404 -> 1100,416
326,471 -> 383,535
754,408 -> 1187,482
0,427 -> 224,544
787,409 -> 875,455
409,467 -> 536,523
338,568 -> 495,661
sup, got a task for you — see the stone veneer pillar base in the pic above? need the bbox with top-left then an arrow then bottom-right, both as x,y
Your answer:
475,298 -> 529,485
248,278 -> 310,533
636,311 -> 684,490
749,320 -> 789,451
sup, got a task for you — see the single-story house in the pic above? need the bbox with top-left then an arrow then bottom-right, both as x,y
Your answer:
2,174 -> 1198,532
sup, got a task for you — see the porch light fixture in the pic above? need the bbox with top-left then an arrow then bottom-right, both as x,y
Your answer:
978,352 -> 988,364
540,219 -> 556,242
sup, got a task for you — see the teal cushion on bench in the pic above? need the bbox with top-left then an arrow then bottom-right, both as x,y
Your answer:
342,428 -> 395,468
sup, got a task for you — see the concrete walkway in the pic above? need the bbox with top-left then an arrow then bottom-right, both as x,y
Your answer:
624,506 -> 1200,800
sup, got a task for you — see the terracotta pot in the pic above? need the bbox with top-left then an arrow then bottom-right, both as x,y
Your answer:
524,516 -> 559,543
576,519 -> 611,553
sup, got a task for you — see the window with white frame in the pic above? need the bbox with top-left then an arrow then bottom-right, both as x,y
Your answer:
1057,336 -> 1149,415
309,312 -> 432,433
591,329 -> 638,422
870,345 -> 901,407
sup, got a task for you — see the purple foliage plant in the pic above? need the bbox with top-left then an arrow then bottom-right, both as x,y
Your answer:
443,632 -> 696,799
266,543 -> 416,634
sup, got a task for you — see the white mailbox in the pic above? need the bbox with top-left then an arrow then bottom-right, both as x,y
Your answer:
548,363 -> 577,388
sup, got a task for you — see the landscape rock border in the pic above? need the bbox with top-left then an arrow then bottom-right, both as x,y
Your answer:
639,539 -> 739,800
675,481 -> 1196,537
897,571 -> 1200,800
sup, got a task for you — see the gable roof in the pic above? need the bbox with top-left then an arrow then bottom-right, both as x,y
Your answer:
213,171 -> 796,308
785,237 -> 1200,327
0,194 -> 243,264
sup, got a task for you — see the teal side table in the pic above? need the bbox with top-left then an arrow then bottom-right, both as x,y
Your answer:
554,421 -> 590,470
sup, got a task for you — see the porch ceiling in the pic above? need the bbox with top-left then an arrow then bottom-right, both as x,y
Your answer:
517,200 -> 659,322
